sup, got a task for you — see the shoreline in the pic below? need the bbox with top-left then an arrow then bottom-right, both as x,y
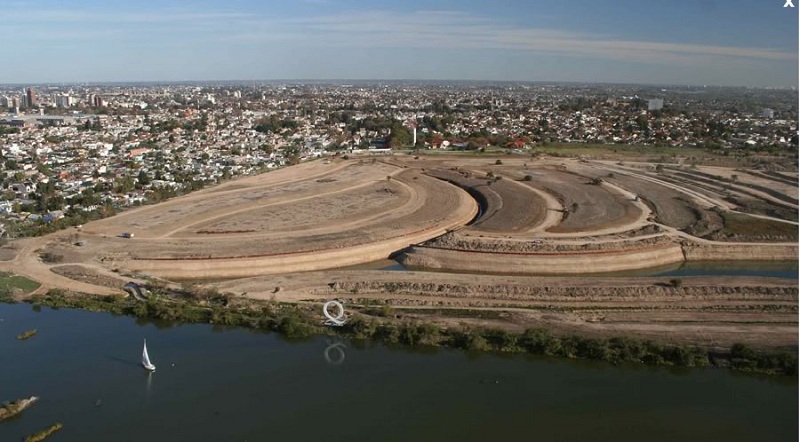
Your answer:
0,396 -> 39,421
3,289 -> 796,377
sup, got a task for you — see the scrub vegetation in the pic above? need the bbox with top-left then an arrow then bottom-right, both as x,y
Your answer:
12,288 -> 797,377
23,423 -> 63,442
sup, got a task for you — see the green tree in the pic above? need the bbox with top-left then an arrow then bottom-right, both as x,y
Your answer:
137,170 -> 151,186
114,175 -> 136,193
387,123 -> 413,149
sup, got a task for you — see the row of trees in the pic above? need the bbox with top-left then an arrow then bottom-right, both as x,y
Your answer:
254,116 -> 299,134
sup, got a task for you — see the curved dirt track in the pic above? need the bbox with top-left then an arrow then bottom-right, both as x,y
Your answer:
424,168 -> 549,233
3,155 -> 797,285
1,154 -> 796,350
392,156 -> 796,275
2,159 -> 478,282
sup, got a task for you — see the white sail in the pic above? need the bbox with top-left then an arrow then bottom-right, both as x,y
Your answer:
142,339 -> 156,371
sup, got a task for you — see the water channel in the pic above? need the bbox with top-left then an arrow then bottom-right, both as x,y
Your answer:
351,259 -> 798,280
1,303 -> 796,441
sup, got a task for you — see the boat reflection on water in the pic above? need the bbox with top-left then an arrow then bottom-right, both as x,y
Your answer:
323,341 -> 346,366
145,371 -> 153,396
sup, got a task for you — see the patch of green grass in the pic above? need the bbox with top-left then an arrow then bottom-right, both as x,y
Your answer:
537,143 -> 712,159
720,212 -> 798,238
0,272 -> 41,298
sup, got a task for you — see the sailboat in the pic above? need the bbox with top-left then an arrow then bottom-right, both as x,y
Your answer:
142,339 -> 156,371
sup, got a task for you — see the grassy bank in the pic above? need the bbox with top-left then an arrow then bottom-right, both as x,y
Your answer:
536,143 -> 712,160
8,289 -> 797,376
720,212 -> 798,238
24,423 -> 63,442
0,272 -> 41,300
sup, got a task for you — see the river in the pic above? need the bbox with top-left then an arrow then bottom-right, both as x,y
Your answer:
0,303 -> 796,441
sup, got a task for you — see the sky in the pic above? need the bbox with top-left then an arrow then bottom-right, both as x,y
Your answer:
0,0 -> 797,87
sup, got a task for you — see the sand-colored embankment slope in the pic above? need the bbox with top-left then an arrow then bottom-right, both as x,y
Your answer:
213,269 -> 797,302
124,190 -> 478,279
397,243 -> 686,275
212,269 -> 797,349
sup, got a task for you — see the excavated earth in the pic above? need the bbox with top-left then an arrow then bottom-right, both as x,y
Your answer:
1,155 -> 796,349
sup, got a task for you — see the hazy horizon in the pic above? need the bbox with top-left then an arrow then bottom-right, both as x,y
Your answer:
0,79 -> 797,90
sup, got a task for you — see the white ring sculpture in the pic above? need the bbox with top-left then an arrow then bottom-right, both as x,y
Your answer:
323,300 -> 346,326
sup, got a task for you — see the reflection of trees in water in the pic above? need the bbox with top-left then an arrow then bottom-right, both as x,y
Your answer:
134,316 -> 175,330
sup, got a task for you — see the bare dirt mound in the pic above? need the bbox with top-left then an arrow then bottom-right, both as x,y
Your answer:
0,247 -> 17,261
608,174 -> 699,230
425,168 -> 549,233
518,168 -> 641,233
50,265 -> 130,289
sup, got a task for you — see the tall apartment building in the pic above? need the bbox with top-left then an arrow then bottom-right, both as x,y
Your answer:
26,87 -> 37,107
56,94 -> 75,108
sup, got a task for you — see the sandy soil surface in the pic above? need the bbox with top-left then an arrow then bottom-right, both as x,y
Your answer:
603,174 -> 699,230
1,154 -> 796,349
0,247 -> 17,261
212,269 -> 797,349
425,168 -> 549,233
517,168 -> 643,233
50,265 -> 135,289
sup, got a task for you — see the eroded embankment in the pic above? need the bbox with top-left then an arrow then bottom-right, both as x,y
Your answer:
683,243 -> 798,261
398,242 -> 686,274
213,269 -> 797,349
325,277 -> 797,303
397,230 -> 798,274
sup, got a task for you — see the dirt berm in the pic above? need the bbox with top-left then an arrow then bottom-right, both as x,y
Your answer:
397,242 -> 685,274
683,243 -> 798,261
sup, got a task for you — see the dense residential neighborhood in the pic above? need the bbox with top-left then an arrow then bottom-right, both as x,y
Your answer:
0,81 -> 797,237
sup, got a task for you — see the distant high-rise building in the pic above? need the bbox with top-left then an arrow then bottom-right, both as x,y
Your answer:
647,98 -> 664,111
761,108 -> 775,119
0,96 -> 9,108
56,94 -> 75,108
26,88 -> 37,107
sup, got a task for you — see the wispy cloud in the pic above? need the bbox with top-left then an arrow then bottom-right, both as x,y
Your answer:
2,9 -> 254,24
256,10 -> 795,64
4,6 -> 795,67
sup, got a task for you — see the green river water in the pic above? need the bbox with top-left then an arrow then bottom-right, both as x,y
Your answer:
0,303 -> 796,441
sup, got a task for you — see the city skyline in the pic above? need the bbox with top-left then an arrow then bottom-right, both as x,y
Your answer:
0,0 -> 797,87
